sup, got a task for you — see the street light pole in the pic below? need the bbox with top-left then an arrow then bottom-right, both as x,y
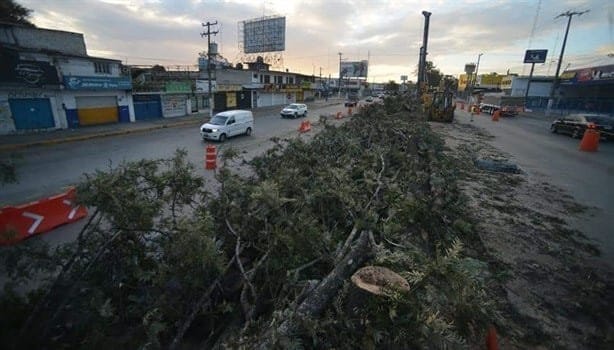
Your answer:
473,53 -> 483,91
546,10 -> 589,116
338,52 -> 343,98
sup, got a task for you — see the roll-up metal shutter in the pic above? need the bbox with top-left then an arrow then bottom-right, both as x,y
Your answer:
76,96 -> 118,126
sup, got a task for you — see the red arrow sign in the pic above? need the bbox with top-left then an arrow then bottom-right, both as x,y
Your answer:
0,188 -> 88,245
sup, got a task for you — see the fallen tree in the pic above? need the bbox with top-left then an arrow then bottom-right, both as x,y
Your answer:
0,97 -> 496,349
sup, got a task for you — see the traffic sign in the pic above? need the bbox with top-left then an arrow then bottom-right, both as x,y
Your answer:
524,49 -> 548,64
0,188 -> 87,245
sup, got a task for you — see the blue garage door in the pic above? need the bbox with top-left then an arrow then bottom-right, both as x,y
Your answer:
133,94 -> 162,120
9,98 -> 55,130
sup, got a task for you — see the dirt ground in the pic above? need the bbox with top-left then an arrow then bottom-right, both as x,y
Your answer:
431,121 -> 614,349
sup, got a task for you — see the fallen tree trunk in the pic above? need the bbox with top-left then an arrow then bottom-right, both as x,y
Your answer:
258,230 -> 373,349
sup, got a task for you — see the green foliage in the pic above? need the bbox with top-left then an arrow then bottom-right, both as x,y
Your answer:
0,100 -> 497,349
384,80 -> 399,94
0,0 -> 36,27
0,157 -> 18,186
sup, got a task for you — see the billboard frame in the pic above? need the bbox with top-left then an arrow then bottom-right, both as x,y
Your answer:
340,61 -> 368,78
238,16 -> 286,54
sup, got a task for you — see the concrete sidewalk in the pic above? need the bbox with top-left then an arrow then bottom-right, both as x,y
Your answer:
0,98 -> 342,153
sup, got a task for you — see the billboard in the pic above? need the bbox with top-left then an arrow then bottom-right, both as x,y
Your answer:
340,61 -> 368,78
464,63 -> 476,75
523,49 -> 548,63
241,16 -> 286,54
559,64 -> 614,85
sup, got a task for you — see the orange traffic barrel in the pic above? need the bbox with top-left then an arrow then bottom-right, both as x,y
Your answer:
205,144 -> 217,169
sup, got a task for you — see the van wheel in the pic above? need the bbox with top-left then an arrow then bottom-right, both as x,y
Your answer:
245,127 -> 252,136
294,113 -> 298,119
219,133 -> 227,142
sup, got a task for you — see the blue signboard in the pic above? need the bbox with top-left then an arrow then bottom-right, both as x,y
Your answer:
63,76 -> 132,90
523,49 -> 548,64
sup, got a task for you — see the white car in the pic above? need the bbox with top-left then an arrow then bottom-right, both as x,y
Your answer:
200,110 -> 253,142
280,103 -> 308,118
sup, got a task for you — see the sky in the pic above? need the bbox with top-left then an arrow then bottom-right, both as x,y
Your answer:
20,0 -> 614,83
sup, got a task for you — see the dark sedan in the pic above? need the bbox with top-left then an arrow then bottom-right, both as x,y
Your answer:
550,114 -> 614,140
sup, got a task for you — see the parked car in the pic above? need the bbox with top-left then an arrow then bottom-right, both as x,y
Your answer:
550,114 -> 614,140
200,110 -> 253,142
365,96 -> 374,102
280,103 -> 308,118
344,94 -> 359,107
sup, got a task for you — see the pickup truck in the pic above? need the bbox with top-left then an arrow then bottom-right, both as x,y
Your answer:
479,95 -> 525,116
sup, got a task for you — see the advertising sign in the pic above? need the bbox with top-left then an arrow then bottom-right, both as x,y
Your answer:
196,80 -> 217,93
340,61 -> 368,78
559,64 -> 614,85
63,76 -> 132,90
0,50 -> 60,86
464,63 -> 476,75
242,16 -> 286,53
523,49 -> 548,64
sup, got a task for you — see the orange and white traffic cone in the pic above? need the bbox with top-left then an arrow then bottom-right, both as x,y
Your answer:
492,110 -> 500,122
204,144 -> 216,170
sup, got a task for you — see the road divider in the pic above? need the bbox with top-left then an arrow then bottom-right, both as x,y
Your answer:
1,187 -> 87,245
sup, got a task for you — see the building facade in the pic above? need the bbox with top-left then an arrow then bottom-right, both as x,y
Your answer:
0,22 -> 133,135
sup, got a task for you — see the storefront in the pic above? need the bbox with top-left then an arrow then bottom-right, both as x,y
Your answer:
0,50 -> 63,133
62,75 -> 133,127
559,64 -> 614,114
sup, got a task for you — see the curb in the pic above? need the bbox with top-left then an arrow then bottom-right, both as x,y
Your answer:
0,118 -> 202,153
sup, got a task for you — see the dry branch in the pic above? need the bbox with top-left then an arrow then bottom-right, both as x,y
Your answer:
259,230 -> 373,349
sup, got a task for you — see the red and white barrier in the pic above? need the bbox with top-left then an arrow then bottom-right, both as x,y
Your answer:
0,187 -> 87,245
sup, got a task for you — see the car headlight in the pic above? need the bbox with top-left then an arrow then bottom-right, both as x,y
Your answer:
211,128 -> 218,132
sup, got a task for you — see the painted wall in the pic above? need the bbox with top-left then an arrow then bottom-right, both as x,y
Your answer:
510,77 -> 552,97
57,57 -> 121,77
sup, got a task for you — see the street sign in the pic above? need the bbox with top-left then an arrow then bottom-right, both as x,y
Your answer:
524,49 -> 548,63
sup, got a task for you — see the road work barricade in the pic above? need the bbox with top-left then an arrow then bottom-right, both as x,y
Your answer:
205,144 -> 217,169
0,187 -> 88,245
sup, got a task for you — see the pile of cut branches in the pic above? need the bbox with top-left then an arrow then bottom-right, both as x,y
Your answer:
0,97 -> 496,349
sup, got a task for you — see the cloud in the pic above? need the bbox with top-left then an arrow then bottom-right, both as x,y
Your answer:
20,0 -> 612,82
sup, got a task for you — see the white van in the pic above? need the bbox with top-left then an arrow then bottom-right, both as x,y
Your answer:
200,110 -> 254,142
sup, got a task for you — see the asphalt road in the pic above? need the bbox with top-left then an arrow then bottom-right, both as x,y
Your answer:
454,109 -> 614,264
2,102 -> 345,205
0,102 -> 347,247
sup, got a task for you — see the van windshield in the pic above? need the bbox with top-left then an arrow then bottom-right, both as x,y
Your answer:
210,115 -> 228,125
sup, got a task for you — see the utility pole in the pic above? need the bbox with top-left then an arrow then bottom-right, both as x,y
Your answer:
201,21 -> 218,117
319,67 -> 322,98
546,9 -> 589,116
338,52 -> 343,98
